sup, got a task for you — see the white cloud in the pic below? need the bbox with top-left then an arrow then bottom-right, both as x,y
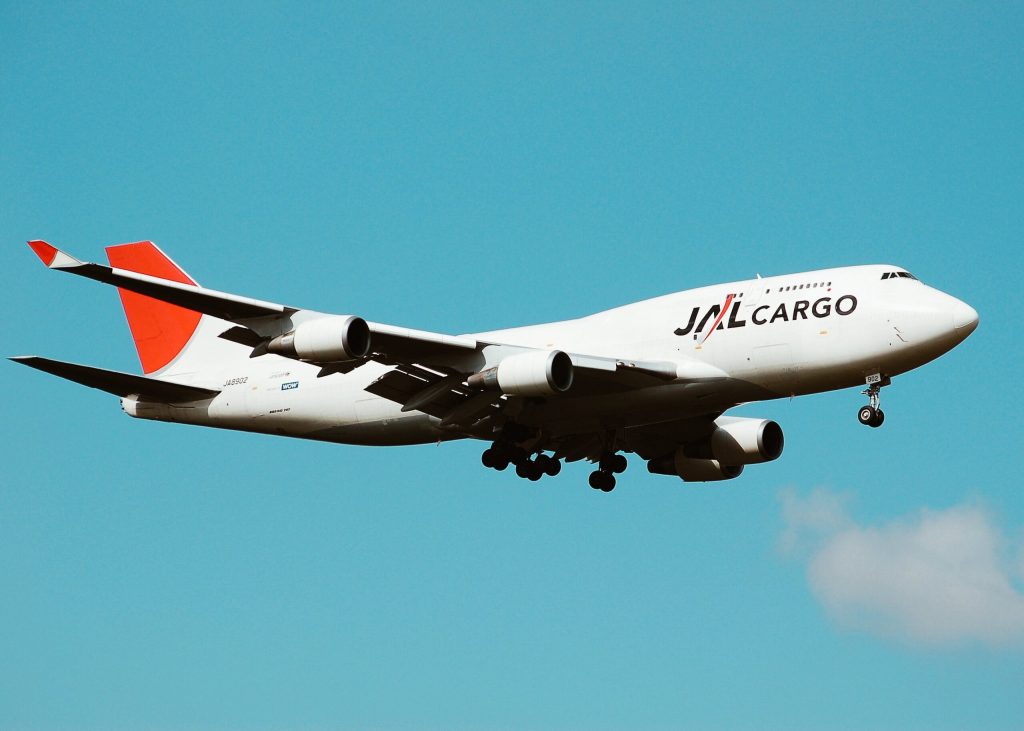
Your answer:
780,489 -> 1024,648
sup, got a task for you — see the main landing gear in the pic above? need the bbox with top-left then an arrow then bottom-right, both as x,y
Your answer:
588,453 -> 628,492
481,442 -> 561,481
857,374 -> 890,428
481,442 -> 628,492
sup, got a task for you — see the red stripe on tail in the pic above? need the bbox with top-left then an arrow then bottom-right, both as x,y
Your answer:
106,242 -> 202,374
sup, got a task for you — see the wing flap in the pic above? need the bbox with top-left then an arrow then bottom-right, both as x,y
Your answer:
11,356 -> 220,402
364,362 -> 504,428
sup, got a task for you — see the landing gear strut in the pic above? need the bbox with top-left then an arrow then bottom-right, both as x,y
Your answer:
858,374 -> 889,428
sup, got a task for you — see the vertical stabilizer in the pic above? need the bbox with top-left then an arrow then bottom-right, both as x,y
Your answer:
106,242 -> 202,374
105,242 -> 244,377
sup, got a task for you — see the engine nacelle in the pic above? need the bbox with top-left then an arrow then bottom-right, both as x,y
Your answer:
647,452 -> 744,482
647,452 -> 745,481
267,315 -> 371,362
683,416 -> 784,465
646,417 -> 782,483
467,350 -> 574,396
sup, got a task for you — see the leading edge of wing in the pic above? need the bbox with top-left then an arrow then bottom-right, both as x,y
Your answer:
26,241 -> 478,365
27,240 -> 292,322
10,356 -> 220,402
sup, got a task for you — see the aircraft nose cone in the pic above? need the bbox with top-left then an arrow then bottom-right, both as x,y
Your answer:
952,299 -> 979,336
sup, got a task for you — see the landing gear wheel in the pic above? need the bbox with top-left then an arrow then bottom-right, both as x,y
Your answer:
609,454 -> 627,474
536,454 -> 561,477
483,445 -> 511,470
589,470 -> 616,492
858,375 -> 889,428
515,458 -> 544,481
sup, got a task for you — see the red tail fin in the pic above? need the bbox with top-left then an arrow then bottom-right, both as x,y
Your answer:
106,242 -> 202,374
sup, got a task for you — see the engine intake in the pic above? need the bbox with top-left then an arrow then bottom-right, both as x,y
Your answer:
467,350 -> 574,396
646,417 -> 783,483
683,416 -> 784,465
267,315 -> 371,362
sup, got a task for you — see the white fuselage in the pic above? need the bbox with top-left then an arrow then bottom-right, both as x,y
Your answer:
124,264 -> 977,445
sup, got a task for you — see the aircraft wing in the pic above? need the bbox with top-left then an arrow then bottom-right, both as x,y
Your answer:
28,240 -> 291,321
26,241 -> 686,424
362,355 -> 680,429
27,240 -> 479,366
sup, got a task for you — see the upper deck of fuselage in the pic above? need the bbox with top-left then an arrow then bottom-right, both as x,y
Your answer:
470,264 -> 912,345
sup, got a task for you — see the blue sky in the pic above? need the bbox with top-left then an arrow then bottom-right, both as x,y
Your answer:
2,3 -> 1022,729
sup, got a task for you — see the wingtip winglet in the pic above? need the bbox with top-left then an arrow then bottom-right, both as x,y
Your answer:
27,240 -> 58,266
26,240 -> 82,269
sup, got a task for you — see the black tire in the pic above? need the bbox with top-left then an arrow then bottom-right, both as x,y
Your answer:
544,458 -> 561,477
610,454 -> 628,474
481,448 -> 496,468
871,409 -> 885,428
494,457 -> 510,471
600,473 -> 616,492
527,463 -> 543,481
588,471 -> 603,489
858,406 -> 876,425
516,461 -> 531,479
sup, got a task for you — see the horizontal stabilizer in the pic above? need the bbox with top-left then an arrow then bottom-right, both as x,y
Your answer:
10,356 -> 220,402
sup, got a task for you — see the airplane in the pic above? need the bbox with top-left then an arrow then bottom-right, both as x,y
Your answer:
13,240 -> 979,492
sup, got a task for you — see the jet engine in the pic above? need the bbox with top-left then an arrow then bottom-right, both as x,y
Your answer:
467,350 -> 574,397
646,417 -> 783,482
267,315 -> 371,362
682,416 -> 784,465
647,454 -> 744,482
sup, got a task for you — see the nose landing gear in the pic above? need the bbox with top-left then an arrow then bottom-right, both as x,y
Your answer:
857,374 -> 890,428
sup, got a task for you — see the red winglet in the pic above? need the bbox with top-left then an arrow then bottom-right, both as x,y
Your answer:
28,240 -> 58,266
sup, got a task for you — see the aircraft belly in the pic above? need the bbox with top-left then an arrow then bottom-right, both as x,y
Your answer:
307,413 -> 448,446
524,378 -> 775,436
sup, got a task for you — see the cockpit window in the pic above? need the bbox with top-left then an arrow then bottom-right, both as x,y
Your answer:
882,271 -> 919,281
